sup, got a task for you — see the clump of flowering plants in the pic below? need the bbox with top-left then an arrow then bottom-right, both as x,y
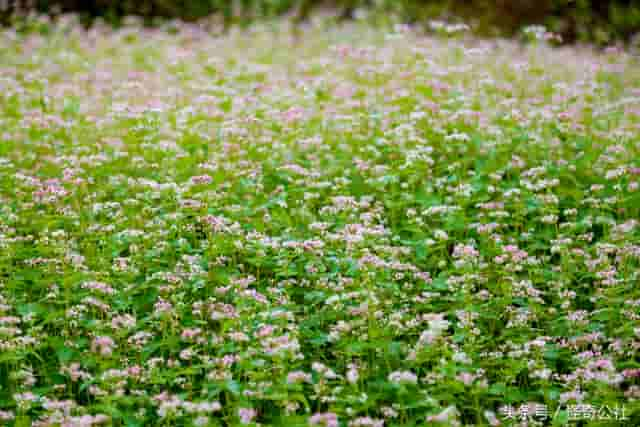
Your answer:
0,14 -> 639,427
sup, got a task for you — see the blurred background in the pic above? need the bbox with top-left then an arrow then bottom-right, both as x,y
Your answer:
2,0 -> 639,44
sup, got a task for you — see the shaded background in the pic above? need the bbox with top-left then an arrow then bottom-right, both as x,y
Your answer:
2,0 -> 640,44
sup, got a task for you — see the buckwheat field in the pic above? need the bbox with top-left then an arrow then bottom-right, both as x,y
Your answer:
0,17 -> 639,427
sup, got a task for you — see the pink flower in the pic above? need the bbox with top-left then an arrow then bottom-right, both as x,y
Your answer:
91,336 -> 115,356
309,412 -> 339,427
238,408 -> 256,424
287,371 -> 311,384
190,175 -> 213,185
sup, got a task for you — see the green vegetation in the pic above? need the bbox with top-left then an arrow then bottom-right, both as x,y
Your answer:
0,13 -> 639,427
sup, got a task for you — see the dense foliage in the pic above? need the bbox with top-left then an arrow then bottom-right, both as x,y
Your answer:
0,15 -> 640,427
2,0 -> 640,43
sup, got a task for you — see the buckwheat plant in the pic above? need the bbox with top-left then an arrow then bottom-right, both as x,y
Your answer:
0,14 -> 639,427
